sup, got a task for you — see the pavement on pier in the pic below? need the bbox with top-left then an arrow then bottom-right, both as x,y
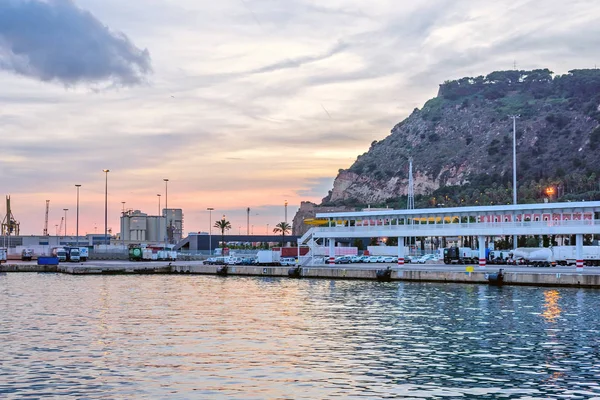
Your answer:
4,259 -> 600,275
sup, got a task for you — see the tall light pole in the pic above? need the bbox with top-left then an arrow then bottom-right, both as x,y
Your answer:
247,207 -> 250,236
63,208 -> 68,237
284,200 -> 288,224
267,223 -> 269,235
103,169 -> 110,247
75,185 -> 81,247
163,178 -> 169,247
510,115 -> 519,249
207,207 -> 214,255
121,201 -> 126,249
157,194 -> 161,215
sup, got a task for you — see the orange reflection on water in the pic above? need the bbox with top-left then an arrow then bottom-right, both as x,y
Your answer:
541,290 -> 561,323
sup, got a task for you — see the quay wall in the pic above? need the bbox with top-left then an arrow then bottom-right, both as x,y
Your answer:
4,262 -> 600,288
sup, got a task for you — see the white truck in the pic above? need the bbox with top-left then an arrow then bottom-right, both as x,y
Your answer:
509,246 -> 600,267
256,250 -> 281,266
79,247 -> 89,262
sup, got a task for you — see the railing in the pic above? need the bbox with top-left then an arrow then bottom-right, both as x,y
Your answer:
313,219 -> 600,235
299,228 -> 315,245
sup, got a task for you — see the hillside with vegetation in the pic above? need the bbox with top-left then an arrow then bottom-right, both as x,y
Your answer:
321,68 -> 600,209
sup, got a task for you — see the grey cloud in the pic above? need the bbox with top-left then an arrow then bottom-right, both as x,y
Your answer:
250,41 -> 349,74
0,0 -> 151,86
296,177 -> 335,198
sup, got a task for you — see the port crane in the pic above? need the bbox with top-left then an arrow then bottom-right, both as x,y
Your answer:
1,195 -> 20,236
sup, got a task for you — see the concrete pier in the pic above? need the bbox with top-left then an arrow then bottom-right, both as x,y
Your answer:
3,261 -> 600,288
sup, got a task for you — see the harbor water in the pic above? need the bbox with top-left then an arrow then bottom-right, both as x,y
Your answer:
1,274 -> 600,399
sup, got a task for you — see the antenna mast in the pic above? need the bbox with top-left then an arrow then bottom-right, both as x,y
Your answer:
407,158 -> 415,210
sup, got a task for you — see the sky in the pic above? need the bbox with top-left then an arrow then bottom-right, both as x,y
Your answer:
1,0 -> 599,237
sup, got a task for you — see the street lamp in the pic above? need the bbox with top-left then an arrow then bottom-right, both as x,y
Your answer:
207,207 -> 214,255
163,178 -> 169,247
103,169 -> 110,248
121,201 -> 126,249
157,194 -> 161,215
75,185 -> 81,247
63,208 -> 68,237
545,186 -> 556,201
509,115 -> 519,249
285,200 -> 288,224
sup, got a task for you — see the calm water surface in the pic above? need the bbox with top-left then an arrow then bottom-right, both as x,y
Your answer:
1,274 -> 600,399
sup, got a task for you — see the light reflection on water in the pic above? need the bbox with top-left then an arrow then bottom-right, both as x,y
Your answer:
1,274 -> 600,399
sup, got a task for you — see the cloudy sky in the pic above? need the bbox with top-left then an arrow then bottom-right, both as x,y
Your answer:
1,0 -> 599,236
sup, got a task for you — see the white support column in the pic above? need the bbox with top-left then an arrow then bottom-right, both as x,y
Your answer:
328,238 -> 335,265
478,235 -> 486,268
397,237 -> 405,266
576,233 -> 584,271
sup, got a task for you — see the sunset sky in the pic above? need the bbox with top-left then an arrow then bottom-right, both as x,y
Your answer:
1,0 -> 599,236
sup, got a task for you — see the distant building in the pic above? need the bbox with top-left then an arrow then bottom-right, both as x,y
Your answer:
120,208 -> 184,244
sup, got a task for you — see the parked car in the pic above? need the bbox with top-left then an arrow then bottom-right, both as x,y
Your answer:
404,256 -> 413,263
203,257 -> 217,265
281,257 -> 297,266
334,256 -> 352,264
383,256 -> 396,263
350,256 -> 362,263
416,254 -> 434,264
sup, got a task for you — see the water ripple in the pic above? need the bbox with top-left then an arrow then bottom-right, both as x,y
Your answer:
1,275 -> 600,398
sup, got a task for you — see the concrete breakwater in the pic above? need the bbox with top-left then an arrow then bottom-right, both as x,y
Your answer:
3,262 -> 600,288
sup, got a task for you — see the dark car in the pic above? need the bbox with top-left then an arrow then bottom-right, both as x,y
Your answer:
334,256 -> 352,264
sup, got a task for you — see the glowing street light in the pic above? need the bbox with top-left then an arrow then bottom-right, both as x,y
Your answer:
102,169 -> 110,247
75,185 -> 81,247
207,207 -> 214,255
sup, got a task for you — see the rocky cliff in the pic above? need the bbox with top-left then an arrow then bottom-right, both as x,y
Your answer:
321,69 -> 600,208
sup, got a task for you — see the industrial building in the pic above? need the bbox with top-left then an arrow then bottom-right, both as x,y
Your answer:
120,208 -> 183,243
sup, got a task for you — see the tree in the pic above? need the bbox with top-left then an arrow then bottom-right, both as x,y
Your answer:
214,218 -> 232,249
273,222 -> 291,247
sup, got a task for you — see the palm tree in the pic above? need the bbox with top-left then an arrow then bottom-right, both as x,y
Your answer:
273,222 -> 291,247
214,218 -> 232,249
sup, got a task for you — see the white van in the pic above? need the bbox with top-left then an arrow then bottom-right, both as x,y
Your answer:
280,257 -> 297,266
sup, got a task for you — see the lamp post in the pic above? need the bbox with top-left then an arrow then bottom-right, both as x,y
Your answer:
103,169 -> 110,248
157,194 -> 161,215
121,201 -> 126,249
63,208 -> 68,238
163,178 -> 169,248
207,207 -> 214,255
267,223 -> 269,235
509,115 -> 519,249
284,200 -> 288,224
75,185 -> 81,247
